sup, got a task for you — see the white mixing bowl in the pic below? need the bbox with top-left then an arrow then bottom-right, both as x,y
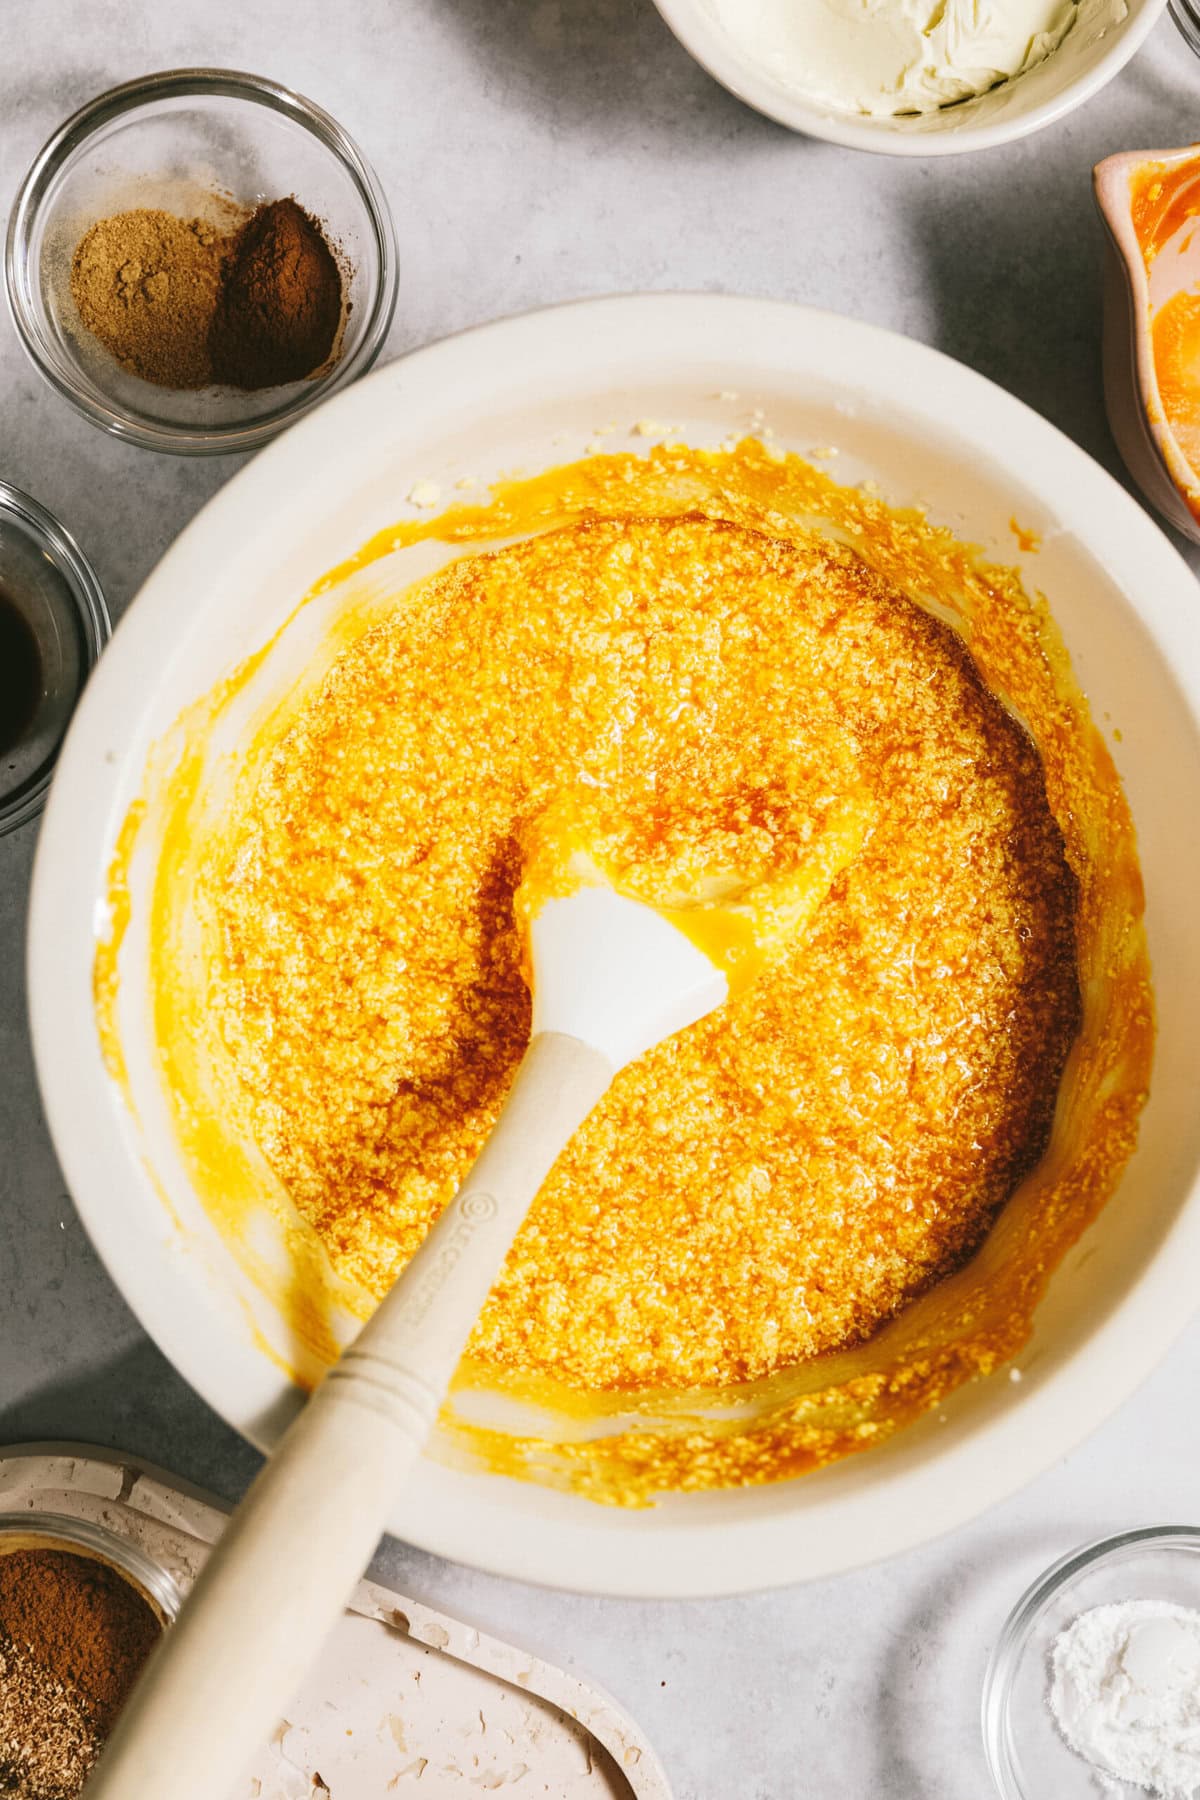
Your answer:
28,296 -> 1200,1596
651,0 -> 1170,155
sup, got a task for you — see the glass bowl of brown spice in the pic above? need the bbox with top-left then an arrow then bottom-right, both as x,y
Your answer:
5,69 -> 397,454
0,1511 -> 180,1797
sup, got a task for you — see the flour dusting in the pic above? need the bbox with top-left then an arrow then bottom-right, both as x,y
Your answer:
1050,1601 -> 1200,1797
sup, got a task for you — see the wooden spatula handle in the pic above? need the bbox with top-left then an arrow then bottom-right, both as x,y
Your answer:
83,1030 -> 612,1800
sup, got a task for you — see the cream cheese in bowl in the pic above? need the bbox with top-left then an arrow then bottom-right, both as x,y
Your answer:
700,0 -> 1129,116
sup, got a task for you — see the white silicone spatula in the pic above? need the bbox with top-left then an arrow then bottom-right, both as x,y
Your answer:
84,806 -> 868,1799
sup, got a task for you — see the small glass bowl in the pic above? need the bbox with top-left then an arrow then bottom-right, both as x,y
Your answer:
0,482 -> 110,836
0,1509 -> 182,1625
983,1526 -> 1200,1797
5,69 -> 398,454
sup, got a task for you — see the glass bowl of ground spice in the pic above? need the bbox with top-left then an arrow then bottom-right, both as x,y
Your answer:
5,70 -> 397,454
0,1512 -> 178,1797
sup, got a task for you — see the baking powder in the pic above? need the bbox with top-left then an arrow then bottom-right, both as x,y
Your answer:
1050,1601 -> 1200,1798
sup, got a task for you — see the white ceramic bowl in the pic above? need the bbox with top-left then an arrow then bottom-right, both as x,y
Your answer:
652,0 -> 1170,155
28,295 -> 1200,1597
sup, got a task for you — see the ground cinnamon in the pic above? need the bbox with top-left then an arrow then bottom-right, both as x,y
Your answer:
210,198 -> 343,389
0,1545 -> 162,1798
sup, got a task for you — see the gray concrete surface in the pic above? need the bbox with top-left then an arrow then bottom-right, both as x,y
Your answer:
3,6 -> 1200,1796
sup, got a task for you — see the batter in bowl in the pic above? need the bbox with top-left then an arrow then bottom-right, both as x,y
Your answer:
123,441 -> 1151,1500
212,510 -> 1080,1391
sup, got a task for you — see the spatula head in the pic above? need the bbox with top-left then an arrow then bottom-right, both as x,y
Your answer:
524,786 -> 875,1075
529,883 -> 728,1073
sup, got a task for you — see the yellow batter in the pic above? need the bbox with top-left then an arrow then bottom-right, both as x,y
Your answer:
103,440 -> 1153,1502
212,510 -> 1080,1391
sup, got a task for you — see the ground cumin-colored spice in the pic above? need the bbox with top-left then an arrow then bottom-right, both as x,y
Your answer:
70,208 -> 228,389
0,1545 -> 162,1798
0,1637 -> 100,1800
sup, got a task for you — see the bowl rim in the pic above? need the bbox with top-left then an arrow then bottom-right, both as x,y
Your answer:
0,480 -> 111,837
0,1506 -> 183,1623
981,1524 -> 1200,1798
650,0 -> 1168,156
3,67 -> 399,456
25,293 -> 1200,1597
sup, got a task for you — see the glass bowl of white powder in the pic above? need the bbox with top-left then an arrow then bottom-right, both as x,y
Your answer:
984,1527 -> 1200,1799
651,0 -> 1180,157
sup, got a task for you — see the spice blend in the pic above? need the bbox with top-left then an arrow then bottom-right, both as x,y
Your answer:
68,196 -> 344,392
0,1545 -> 162,1799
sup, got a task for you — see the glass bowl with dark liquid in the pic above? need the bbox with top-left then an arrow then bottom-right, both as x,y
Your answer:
0,483 -> 110,835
